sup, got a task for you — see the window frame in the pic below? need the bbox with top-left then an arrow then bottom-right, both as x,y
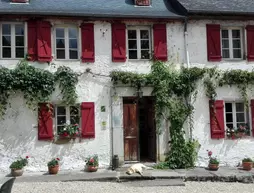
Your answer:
54,25 -> 79,60
126,26 -> 152,60
0,22 -> 26,59
221,27 -> 244,60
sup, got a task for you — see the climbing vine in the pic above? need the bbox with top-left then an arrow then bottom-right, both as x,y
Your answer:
0,59 -> 78,117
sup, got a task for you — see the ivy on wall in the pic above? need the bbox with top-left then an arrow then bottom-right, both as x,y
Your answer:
0,59 -> 78,118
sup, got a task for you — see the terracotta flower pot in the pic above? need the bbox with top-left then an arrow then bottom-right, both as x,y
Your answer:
48,165 -> 59,174
242,162 -> 252,171
86,165 -> 98,172
11,168 -> 24,177
208,164 -> 219,171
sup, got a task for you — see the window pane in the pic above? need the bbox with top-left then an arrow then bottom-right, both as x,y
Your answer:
69,50 -> 78,59
56,28 -> 64,38
70,116 -> 79,125
16,48 -> 24,58
128,40 -> 137,49
57,116 -> 66,125
141,50 -> 150,59
2,24 -> 10,35
69,28 -> 77,38
128,30 -> 136,39
222,40 -> 229,48
222,49 -> 230,58
128,50 -> 137,59
221,30 -> 228,38
233,40 -> 241,49
225,103 -> 232,112
236,103 -> 244,112
232,30 -> 240,38
56,39 -> 65,48
2,36 -> 11,46
69,39 -> 77,48
15,25 -> 24,35
57,126 -> 64,132
2,48 -> 11,58
226,113 -> 233,122
233,49 -> 241,58
70,106 -> 79,115
15,36 -> 24,46
226,124 -> 233,129
141,40 -> 149,49
236,113 -> 245,122
140,30 -> 149,39
57,50 -> 65,59
57,106 -> 66,115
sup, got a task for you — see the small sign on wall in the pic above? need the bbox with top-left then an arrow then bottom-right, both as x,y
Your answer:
101,106 -> 106,112
102,121 -> 107,130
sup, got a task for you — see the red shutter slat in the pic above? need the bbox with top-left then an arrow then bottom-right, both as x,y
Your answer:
37,21 -> 52,62
153,24 -> 167,61
81,102 -> 95,138
38,103 -> 54,140
251,100 -> 254,137
112,23 -> 126,62
81,23 -> 95,63
206,24 -> 222,62
246,25 -> 254,61
209,100 -> 225,139
27,21 -> 37,61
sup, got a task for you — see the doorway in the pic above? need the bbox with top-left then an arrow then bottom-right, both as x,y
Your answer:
123,97 -> 156,162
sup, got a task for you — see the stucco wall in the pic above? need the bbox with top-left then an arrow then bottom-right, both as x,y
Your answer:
0,20 -> 183,172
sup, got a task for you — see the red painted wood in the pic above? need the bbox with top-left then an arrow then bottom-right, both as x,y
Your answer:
246,25 -> 254,61
27,20 -> 37,61
153,24 -> 167,61
38,103 -> 54,140
81,102 -> 95,138
81,23 -> 95,62
112,23 -> 126,62
206,24 -> 222,62
209,100 -> 225,139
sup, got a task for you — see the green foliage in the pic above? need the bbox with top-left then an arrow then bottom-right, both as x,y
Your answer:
242,158 -> 253,162
9,157 -> 28,169
47,158 -> 60,167
0,60 -> 78,118
153,162 -> 169,169
85,155 -> 99,167
209,157 -> 219,165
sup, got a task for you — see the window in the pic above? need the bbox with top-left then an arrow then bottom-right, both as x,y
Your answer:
56,105 -> 80,133
55,27 -> 78,60
127,27 -> 151,60
1,23 -> 25,59
225,102 -> 250,136
221,28 -> 243,59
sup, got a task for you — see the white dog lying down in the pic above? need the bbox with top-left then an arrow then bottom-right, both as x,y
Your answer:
126,163 -> 154,176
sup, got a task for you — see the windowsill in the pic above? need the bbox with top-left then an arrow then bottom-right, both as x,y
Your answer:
0,58 -> 24,60
54,59 -> 80,62
225,136 -> 251,140
222,58 -> 244,62
128,59 -> 150,62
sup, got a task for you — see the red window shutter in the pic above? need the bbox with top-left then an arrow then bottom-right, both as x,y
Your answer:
81,102 -> 95,138
81,23 -> 95,63
112,23 -> 126,62
209,100 -> 225,139
246,25 -> 254,61
27,21 -> 37,61
153,24 -> 167,61
251,100 -> 254,136
38,103 -> 54,140
206,24 -> 222,62
37,21 -> 52,62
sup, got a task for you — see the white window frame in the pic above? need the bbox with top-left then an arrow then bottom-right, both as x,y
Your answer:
221,27 -> 244,60
0,22 -> 26,59
126,26 -> 152,60
54,26 -> 79,60
55,105 -> 80,133
224,101 -> 248,130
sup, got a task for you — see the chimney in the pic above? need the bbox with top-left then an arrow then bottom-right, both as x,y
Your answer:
135,0 -> 151,6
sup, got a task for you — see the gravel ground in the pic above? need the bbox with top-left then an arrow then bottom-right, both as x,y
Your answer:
10,181 -> 254,193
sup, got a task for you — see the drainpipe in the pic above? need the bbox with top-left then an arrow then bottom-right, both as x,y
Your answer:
110,86 -> 114,168
184,18 -> 192,140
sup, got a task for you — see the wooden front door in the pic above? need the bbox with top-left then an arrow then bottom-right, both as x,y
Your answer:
123,102 -> 138,161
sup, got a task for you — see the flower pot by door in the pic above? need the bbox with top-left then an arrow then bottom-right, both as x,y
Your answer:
48,165 -> 59,174
11,168 -> 24,177
208,164 -> 219,171
242,162 -> 252,171
86,166 -> 98,172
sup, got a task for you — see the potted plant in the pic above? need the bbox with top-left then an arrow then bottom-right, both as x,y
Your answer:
58,123 -> 80,139
85,155 -> 98,172
47,158 -> 60,174
9,156 -> 29,177
242,158 -> 253,171
207,150 -> 219,171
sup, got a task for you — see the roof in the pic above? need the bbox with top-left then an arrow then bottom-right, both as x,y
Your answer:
176,0 -> 254,15
0,0 -> 183,19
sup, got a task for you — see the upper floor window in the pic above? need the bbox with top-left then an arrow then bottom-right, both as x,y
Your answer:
127,27 -> 151,60
221,28 -> 243,60
55,27 -> 78,60
1,23 -> 25,59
